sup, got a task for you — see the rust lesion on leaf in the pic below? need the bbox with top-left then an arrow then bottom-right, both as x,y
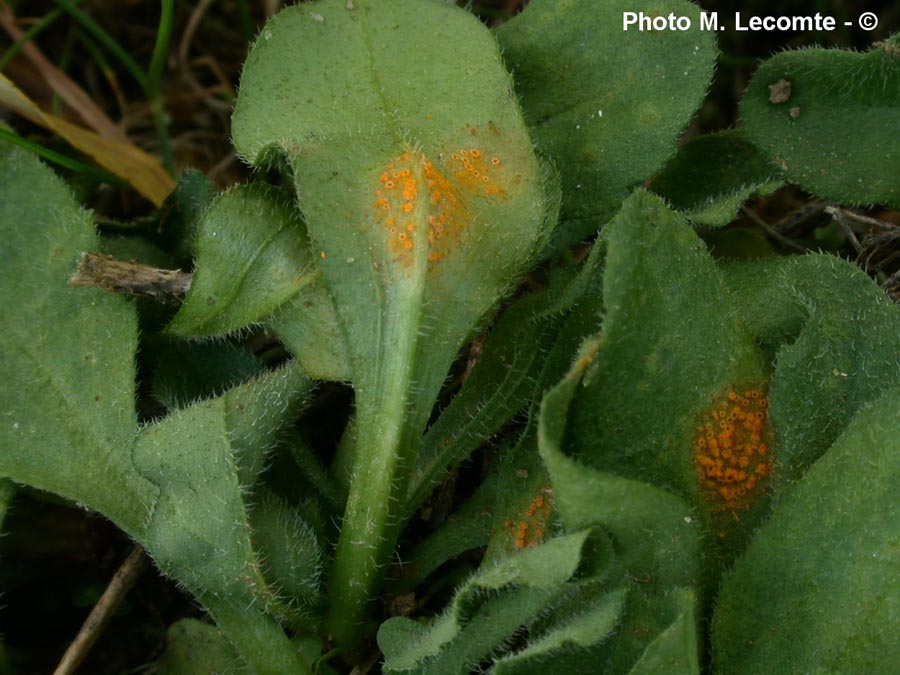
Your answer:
694,385 -> 774,513
370,143 -> 512,266
503,485 -> 553,551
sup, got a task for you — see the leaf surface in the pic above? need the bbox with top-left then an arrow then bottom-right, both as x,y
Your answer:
741,37 -> 900,206
496,0 -> 716,243
650,130 -> 784,227
233,0 -> 555,641
167,183 -> 316,337
713,386 -> 900,674
0,137 -> 155,535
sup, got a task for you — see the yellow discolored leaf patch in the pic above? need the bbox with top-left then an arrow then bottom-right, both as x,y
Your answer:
694,386 -> 774,512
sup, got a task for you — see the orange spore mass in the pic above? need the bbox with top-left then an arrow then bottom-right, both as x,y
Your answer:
504,486 -> 553,550
694,386 -> 774,510
370,147 -> 508,265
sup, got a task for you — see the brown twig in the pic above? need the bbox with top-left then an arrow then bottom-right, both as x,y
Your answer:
69,252 -> 192,303
52,546 -> 148,675
825,205 -> 864,254
741,205 -> 808,253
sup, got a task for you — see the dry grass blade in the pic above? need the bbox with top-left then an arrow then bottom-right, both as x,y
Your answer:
0,1 -> 126,143
0,74 -> 175,205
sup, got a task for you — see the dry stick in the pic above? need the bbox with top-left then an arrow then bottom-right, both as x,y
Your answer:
53,546 -> 148,675
832,206 -> 899,232
826,206 -> 894,284
69,252 -> 192,303
825,206 -> 865,254
741,205 -> 808,253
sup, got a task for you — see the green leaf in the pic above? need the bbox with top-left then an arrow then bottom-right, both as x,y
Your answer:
625,589 -> 699,675
223,361 -> 314,488
158,168 -> 217,268
712,386 -> 900,674
538,337 -> 700,588
540,191 -> 770,563
167,183 -> 317,337
650,130 -> 784,227
496,0 -> 717,242
392,471 -> 497,594
741,37 -> 900,207
251,491 -> 323,620
266,278 -> 351,381
156,619 -> 246,675
379,532 -> 589,674
233,0 -> 555,646
287,439 -> 346,513
722,255 -> 900,486
0,136 -> 155,536
148,336 -> 266,410
482,429 -> 556,565
133,398 -> 309,674
493,587 -> 627,675
0,135 -> 312,673
407,289 -> 560,517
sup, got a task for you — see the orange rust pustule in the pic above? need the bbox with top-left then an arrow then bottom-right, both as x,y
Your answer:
371,147 -> 509,265
504,486 -> 553,550
373,151 -> 419,261
694,387 -> 773,511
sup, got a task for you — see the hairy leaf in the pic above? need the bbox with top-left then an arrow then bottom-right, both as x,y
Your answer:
722,255 -> 900,487
156,619 -> 247,675
167,183 -> 316,337
0,137 -> 155,535
379,532 -> 589,674
267,278 -> 351,382
493,587 -> 627,675
713,386 -> 900,674
650,130 -> 784,227
496,0 -> 717,243
233,0 -> 556,644
741,36 -> 900,207
133,398 -> 308,673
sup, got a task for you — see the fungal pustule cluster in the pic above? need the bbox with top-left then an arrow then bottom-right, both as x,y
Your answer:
371,147 -> 507,265
694,387 -> 774,511
504,486 -> 553,550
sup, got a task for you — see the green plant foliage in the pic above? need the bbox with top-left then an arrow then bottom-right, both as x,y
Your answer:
0,138 -> 314,674
625,589 -> 699,675
554,191 -> 769,550
496,0 -> 717,243
167,183 -> 317,337
4,2 -> 900,672
0,138 -> 155,536
266,279 -> 351,381
250,491 -> 323,620
232,0 -> 557,646
491,588 -> 627,675
156,619 -> 246,675
712,386 -> 900,674
379,531 -> 590,674
391,473 -> 497,595
741,35 -> 900,207
407,290 -> 559,517
222,362 -> 314,488
722,255 -> 900,486
158,168 -> 217,268
650,130 -> 784,226
149,337 -> 266,409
